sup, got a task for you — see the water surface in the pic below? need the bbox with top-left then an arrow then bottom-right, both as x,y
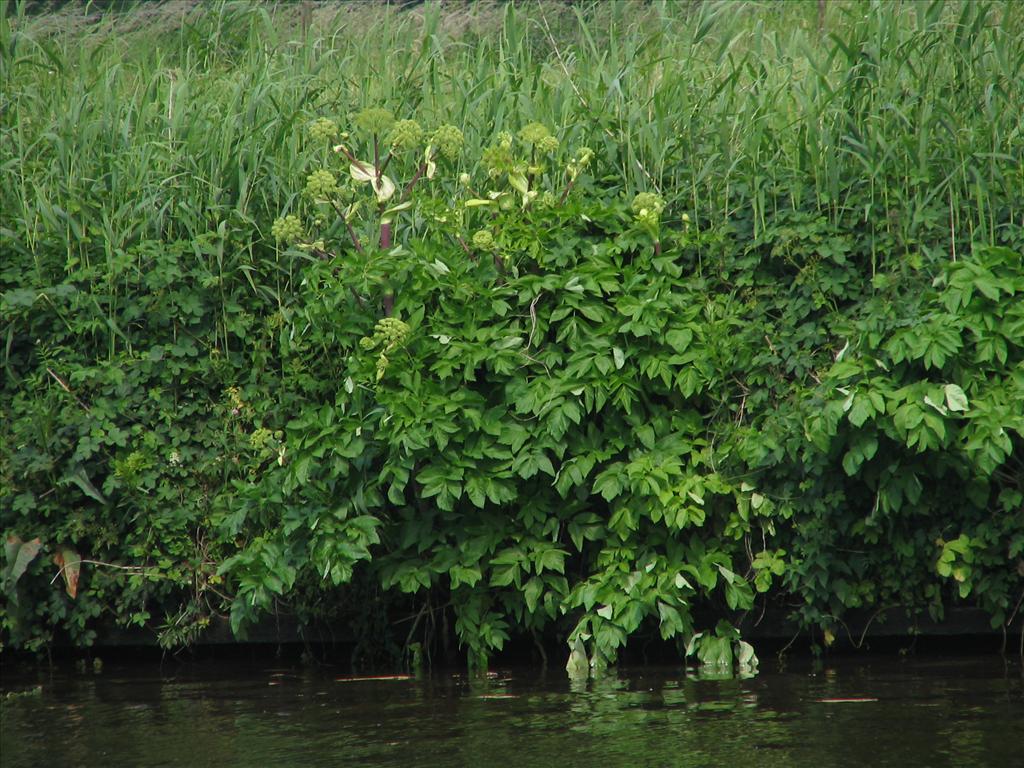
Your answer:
2,656 -> 1021,767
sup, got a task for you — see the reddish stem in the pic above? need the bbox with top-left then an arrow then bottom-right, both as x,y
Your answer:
455,235 -> 476,261
330,200 -> 364,254
559,177 -> 577,205
400,150 -> 438,203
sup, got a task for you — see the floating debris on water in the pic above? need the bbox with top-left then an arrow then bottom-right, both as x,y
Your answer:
817,698 -> 879,703
335,675 -> 414,683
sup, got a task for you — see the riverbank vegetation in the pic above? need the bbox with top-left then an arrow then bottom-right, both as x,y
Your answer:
2,0 -> 1022,670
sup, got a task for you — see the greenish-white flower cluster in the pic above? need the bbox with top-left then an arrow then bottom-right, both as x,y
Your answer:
431,124 -> 464,161
353,107 -> 395,134
536,191 -> 558,209
519,122 -> 559,153
359,317 -> 411,381
632,192 -> 666,228
388,119 -> 424,151
471,229 -> 495,250
482,123 -> 563,179
482,141 -> 515,177
271,214 -> 303,243
307,117 -> 338,143
305,169 -> 338,199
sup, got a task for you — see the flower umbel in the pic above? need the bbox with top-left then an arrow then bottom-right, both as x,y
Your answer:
307,117 -> 338,143
482,143 -> 514,177
471,229 -> 495,250
359,317 -> 411,381
431,124 -> 464,161
632,192 -> 665,228
387,119 -> 424,151
353,107 -> 395,134
271,215 -> 304,243
519,122 -> 551,145
305,169 -> 339,199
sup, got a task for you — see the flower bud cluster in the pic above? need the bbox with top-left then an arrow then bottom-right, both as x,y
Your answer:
632,192 -> 666,228
536,191 -> 558,209
305,169 -> 338,199
431,124 -> 465,161
353,107 -> 395,134
271,214 -> 304,243
307,117 -> 338,143
482,144 -> 515,177
388,119 -> 424,151
568,147 -> 594,179
359,317 -> 411,381
519,123 -> 558,154
471,229 -> 495,250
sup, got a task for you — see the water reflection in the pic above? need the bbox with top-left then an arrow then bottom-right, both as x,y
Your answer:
1,658 -> 1021,767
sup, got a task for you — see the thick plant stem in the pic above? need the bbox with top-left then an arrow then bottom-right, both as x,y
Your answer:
400,150 -> 438,203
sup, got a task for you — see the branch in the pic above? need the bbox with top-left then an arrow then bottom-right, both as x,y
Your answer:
400,150 -> 439,203
50,558 -> 173,585
47,368 -> 91,413
329,200 -> 364,254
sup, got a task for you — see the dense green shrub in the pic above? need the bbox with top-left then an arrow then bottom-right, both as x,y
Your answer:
1,1 -> 1022,668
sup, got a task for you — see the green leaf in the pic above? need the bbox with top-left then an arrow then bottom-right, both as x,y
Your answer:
508,172 -> 529,196
68,467 -> 108,505
613,347 -> 626,370
665,329 -> 693,353
524,576 -> 543,613
848,395 -> 874,427
698,635 -> 733,667
737,640 -> 758,668
6,537 -> 42,586
537,548 -> 566,574
450,565 -> 482,589
944,383 -> 968,412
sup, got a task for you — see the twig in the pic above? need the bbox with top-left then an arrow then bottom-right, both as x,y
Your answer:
400,150 -> 438,203
559,176 -> 578,206
46,368 -> 91,413
349,287 -> 367,309
527,292 -> 542,350
777,627 -> 801,660
335,143 -> 374,178
329,200 -> 364,254
379,150 -> 394,177
454,234 -> 476,260
50,558 -> 172,585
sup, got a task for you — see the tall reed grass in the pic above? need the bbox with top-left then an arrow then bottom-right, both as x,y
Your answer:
3,1 -> 1021,291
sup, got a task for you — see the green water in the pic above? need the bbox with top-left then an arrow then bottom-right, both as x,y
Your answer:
1,657 -> 1021,767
